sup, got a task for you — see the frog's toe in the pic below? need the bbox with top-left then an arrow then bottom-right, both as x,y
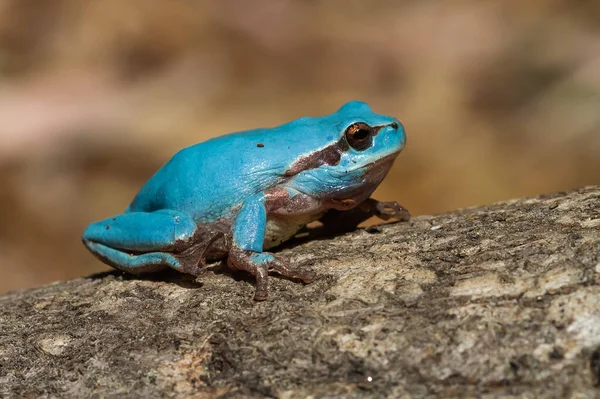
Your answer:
375,201 -> 411,222
253,290 -> 269,302
227,248 -> 269,300
227,248 -> 313,300
267,255 -> 315,283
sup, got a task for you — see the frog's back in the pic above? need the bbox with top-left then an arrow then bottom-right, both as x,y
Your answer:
127,116 -> 340,222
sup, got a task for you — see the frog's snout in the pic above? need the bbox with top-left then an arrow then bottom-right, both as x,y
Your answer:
389,118 -> 404,132
387,119 -> 406,149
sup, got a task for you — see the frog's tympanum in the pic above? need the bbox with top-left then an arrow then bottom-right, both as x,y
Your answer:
82,101 -> 409,300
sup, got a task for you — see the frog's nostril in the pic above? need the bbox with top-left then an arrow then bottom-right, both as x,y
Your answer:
390,122 -> 399,130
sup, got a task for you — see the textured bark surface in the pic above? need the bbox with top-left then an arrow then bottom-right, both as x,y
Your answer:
2,186 -> 600,398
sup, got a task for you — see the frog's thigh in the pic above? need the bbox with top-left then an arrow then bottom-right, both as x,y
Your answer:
82,210 -> 198,273
83,210 -> 197,252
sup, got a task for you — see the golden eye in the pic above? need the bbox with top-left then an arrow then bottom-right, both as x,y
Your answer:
345,122 -> 374,151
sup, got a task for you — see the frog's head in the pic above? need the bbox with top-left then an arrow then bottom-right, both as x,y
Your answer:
333,100 -> 405,169
287,101 -> 406,207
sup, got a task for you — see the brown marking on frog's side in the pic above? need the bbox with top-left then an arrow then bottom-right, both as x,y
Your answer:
263,188 -> 290,211
284,139 -> 349,177
264,187 -> 324,216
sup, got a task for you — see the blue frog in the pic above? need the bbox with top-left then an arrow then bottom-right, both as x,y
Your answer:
82,101 -> 409,300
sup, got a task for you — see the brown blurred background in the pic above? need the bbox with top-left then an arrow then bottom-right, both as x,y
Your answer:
0,0 -> 599,294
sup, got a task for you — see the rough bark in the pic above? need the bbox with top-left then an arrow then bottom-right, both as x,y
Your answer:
1,186 -> 600,398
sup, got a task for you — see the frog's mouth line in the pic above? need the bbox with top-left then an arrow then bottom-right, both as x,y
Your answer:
349,150 -> 400,173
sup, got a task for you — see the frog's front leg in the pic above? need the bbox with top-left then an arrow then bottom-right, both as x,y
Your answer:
228,191 -> 313,301
82,209 -> 207,275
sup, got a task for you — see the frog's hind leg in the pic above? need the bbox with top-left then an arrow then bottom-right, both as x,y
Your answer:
82,210 -> 205,275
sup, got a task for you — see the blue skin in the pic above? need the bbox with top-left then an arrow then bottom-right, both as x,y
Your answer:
83,101 -> 408,300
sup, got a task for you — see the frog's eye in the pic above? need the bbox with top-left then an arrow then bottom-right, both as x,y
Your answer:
345,122 -> 374,151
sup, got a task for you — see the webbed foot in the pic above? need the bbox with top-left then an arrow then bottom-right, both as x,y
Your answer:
372,201 -> 411,221
227,247 -> 314,301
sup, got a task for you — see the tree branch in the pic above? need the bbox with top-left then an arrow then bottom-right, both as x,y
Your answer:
2,186 -> 600,398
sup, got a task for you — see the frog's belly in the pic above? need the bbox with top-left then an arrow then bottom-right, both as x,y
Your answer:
263,213 -> 323,249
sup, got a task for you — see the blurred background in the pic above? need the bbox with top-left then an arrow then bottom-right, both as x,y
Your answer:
0,0 -> 599,294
